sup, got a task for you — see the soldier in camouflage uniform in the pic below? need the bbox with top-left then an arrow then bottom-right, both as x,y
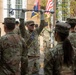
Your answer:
66,18 -> 76,48
44,22 -> 75,75
67,18 -> 76,74
25,21 -> 41,75
0,17 -> 27,75
19,10 -> 46,75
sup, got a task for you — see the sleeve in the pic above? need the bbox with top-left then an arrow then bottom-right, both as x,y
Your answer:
44,49 -> 54,75
21,38 -> 28,75
36,20 -> 46,35
19,19 -> 28,39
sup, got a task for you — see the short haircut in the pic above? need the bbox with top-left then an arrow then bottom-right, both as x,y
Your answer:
5,23 -> 15,30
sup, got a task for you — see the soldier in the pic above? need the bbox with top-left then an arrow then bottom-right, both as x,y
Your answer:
44,22 -> 75,75
66,18 -> 76,48
66,18 -> 76,74
0,17 -> 27,75
13,21 -> 20,35
19,10 -> 46,75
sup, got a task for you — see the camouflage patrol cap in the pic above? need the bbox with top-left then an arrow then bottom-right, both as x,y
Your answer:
25,20 -> 35,26
55,22 -> 70,33
2,17 -> 15,24
66,18 -> 76,24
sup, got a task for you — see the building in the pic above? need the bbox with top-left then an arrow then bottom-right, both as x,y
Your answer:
0,0 -> 40,36
0,0 -> 74,36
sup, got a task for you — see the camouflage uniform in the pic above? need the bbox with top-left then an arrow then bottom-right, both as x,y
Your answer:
44,22 -> 74,75
19,10 -> 46,74
67,18 -> 76,48
0,18 -> 27,75
69,32 -> 76,48
13,21 -> 21,35
44,42 -> 63,75
42,27 -> 51,51
67,18 -> 76,73
24,21 -> 45,75
13,25 -> 21,35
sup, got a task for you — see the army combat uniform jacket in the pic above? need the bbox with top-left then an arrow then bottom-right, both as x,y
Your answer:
68,32 -> 76,48
25,22 -> 45,75
68,32 -> 76,72
44,42 -> 74,75
13,25 -> 21,35
0,31 -> 27,75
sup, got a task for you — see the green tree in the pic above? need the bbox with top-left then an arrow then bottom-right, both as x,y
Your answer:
70,0 -> 76,17
41,0 -> 76,20
56,0 -> 70,20
40,0 -> 47,9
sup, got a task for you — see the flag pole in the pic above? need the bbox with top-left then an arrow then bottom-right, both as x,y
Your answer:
53,0 -> 56,27
50,9 -> 54,48
50,0 -> 55,48
53,0 -> 56,46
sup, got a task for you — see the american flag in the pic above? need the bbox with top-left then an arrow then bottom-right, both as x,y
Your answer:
46,0 -> 53,14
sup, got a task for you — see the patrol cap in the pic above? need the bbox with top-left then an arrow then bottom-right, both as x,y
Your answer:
55,22 -> 70,34
66,18 -> 76,24
25,20 -> 35,26
2,17 -> 15,24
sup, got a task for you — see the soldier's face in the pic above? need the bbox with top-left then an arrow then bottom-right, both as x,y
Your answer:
27,24 -> 35,31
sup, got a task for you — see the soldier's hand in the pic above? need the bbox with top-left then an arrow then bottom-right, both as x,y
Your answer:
40,9 -> 45,20
20,10 -> 25,19
40,9 -> 44,14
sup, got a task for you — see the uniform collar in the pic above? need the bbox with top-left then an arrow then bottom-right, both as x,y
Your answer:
7,31 -> 15,34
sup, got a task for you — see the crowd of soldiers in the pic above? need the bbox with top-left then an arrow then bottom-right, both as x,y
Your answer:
0,9 -> 76,75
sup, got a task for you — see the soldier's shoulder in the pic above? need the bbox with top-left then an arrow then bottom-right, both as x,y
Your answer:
0,35 -> 9,45
51,43 -> 63,57
45,44 -> 62,63
0,34 -> 8,40
69,32 -> 76,39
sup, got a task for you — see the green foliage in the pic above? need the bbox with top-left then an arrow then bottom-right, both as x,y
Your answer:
41,0 -> 47,9
70,0 -> 76,17
56,0 -> 70,20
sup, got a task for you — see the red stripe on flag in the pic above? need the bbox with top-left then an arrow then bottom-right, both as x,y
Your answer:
46,0 -> 53,14
47,5 -> 53,11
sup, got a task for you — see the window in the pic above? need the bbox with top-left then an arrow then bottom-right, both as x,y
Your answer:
15,0 -> 22,19
7,0 -> 11,17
